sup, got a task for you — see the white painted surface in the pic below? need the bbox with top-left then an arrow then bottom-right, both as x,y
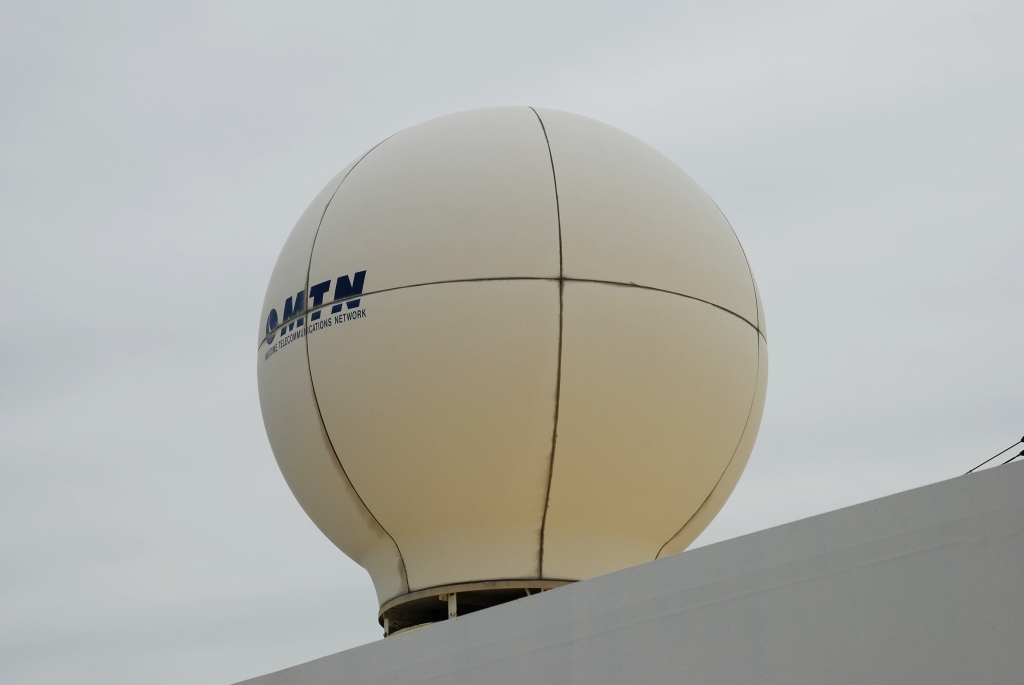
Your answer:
544,282 -> 760,578
536,107 -> 757,325
658,331 -> 769,558
257,107 -> 767,608
308,281 -> 560,591
257,157 -> 407,605
310,107 -> 560,292
238,462 -> 1024,685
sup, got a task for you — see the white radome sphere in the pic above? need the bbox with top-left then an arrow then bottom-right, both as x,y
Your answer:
258,107 -> 767,630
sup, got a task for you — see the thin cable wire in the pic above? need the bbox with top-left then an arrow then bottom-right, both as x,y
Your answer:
965,437 -> 1024,474
1001,450 -> 1024,466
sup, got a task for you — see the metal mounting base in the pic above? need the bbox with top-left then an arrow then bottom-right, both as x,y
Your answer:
380,579 -> 573,636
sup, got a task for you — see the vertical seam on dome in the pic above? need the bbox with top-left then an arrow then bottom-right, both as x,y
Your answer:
529,107 -> 563,273
530,106 -> 562,578
654,331 -> 763,559
304,137 -> 411,593
710,196 -> 764,341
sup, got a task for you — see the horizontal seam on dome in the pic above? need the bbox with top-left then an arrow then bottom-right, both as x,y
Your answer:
563,277 -> 759,334
258,275 -> 762,349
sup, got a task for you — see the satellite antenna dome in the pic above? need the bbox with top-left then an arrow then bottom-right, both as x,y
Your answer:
257,107 -> 767,634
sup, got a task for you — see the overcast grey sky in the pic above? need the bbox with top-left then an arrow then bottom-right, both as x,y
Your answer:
2,1 -> 1022,683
